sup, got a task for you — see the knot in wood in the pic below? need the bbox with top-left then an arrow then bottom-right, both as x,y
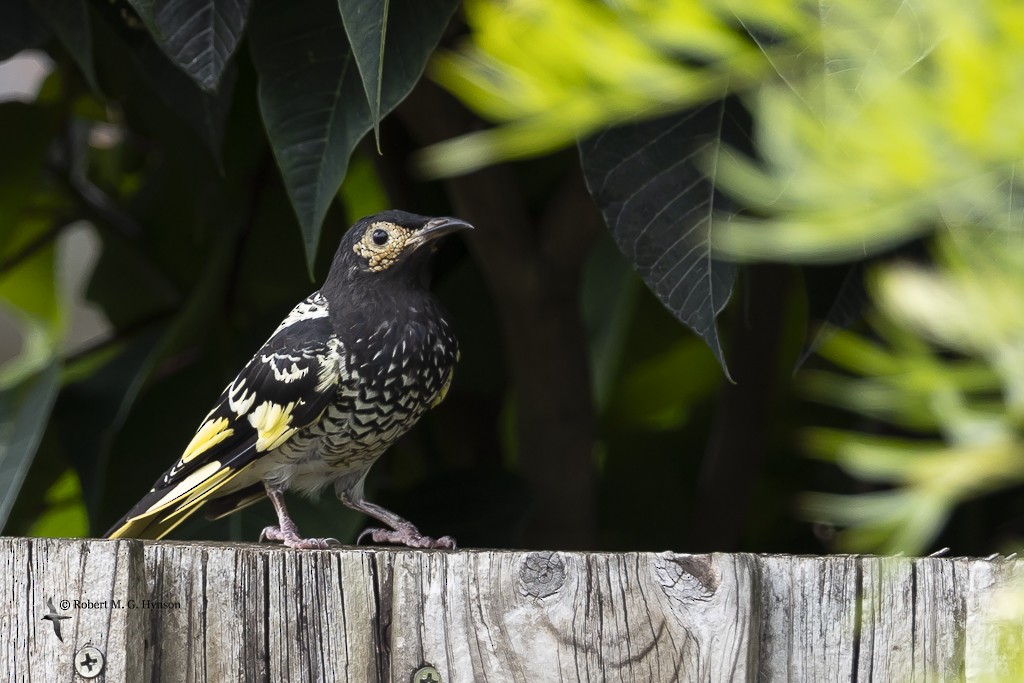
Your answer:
654,553 -> 718,603
519,552 -> 566,598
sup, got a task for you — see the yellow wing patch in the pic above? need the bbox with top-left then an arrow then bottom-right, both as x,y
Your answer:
431,368 -> 454,408
181,417 -> 234,463
137,461 -> 230,518
249,400 -> 300,452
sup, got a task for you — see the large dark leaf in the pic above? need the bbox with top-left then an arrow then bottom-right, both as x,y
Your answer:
30,0 -> 98,92
251,0 -> 457,268
580,103 -> 748,378
337,0 -> 389,145
132,37 -> 237,165
337,0 -> 458,147
0,361 -> 60,530
128,0 -> 250,91
0,0 -> 48,62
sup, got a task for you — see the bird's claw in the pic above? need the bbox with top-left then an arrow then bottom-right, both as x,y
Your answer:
259,525 -> 340,549
357,524 -> 456,549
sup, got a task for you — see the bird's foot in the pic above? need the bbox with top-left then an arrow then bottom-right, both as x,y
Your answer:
357,523 -> 456,549
259,525 -> 340,550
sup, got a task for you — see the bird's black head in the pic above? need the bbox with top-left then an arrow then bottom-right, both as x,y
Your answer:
324,210 -> 473,291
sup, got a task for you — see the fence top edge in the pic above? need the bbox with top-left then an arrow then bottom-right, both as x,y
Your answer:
1,536 -> 1021,565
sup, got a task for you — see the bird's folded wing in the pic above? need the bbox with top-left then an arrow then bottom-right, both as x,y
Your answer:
105,309 -> 346,539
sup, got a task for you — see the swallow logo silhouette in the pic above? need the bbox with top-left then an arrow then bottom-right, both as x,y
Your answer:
42,598 -> 71,642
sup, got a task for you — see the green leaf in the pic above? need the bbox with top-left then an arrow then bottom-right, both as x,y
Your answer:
249,0 -> 360,268
610,337 -> 721,430
0,219 -> 64,387
125,0 -> 155,25
0,0 -> 48,61
54,330 -> 161,521
30,0 -> 98,93
338,149 -> 389,225
251,0 -> 457,269
129,0 -> 251,92
338,0 -> 460,149
27,468 -> 88,537
797,263 -> 868,368
132,37 -> 237,165
0,102 -> 61,227
0,361 -> 60,531
581,232 -> 639,412
85,216 -> 241,516
579,104 -> 744,378
337,0 -> 389,148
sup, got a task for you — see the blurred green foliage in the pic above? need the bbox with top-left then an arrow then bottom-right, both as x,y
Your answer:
427,0 -> 1024,260
803,235 -> 1024,553
420,0 -> 1024,556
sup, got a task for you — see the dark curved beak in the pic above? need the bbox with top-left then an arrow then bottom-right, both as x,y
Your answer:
409,216 -> 474,249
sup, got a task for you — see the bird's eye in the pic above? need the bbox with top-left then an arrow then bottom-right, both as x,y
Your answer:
371,229 -> 389,246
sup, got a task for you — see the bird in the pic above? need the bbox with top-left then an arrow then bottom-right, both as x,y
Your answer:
105,210 -> 472,549
42,597 -> 71,641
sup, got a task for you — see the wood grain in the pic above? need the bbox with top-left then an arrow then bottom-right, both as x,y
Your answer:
2,538 -> 1022,681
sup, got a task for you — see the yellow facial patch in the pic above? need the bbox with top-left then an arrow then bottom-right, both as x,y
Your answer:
353,221 -> 413,272
249,400 -> 300,452
181,417 -> 234,463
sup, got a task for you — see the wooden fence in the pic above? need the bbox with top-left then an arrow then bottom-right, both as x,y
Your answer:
2,537 -> 1023,681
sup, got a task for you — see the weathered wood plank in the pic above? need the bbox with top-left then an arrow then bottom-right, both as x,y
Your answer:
138,543 -> 382,682
2,538 -> 1022,682
2,538 -> 144,682
755,555 -> 861,682
965,557 -> 1024,681
384,551 -> 759,681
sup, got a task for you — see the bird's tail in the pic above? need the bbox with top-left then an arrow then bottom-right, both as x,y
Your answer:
105,462 -> 256,539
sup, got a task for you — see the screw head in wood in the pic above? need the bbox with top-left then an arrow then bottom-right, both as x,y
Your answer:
412,665 -> 441,683
74,645 -> 104,678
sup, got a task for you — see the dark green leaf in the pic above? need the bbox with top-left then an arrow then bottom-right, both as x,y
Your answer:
0,0 -> 48,61
338,0 -> 389,145
0,361 -> 60,530
610,337 -> 721,430
56,330 -> 161,521
27,468 -> 88,537
0,222 -> 60,333
78,219 -> 239,518
132,38 -> 237,164
582,231 -> 640,412
250,0 -> 358,267
30,0 -> 98,92
343,0 -> 460,147
579,103 -> 747,378
373,0 -> 459,111
252,0 -> 457,268
131,0 -> 251,91
0,102 -> 61,228
798,263 -> 868,369
126,0 -> 155,25
339,0 -> 461,148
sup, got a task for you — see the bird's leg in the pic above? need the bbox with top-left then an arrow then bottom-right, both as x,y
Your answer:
259,486 -> 340,549
340,492 -> 456,549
